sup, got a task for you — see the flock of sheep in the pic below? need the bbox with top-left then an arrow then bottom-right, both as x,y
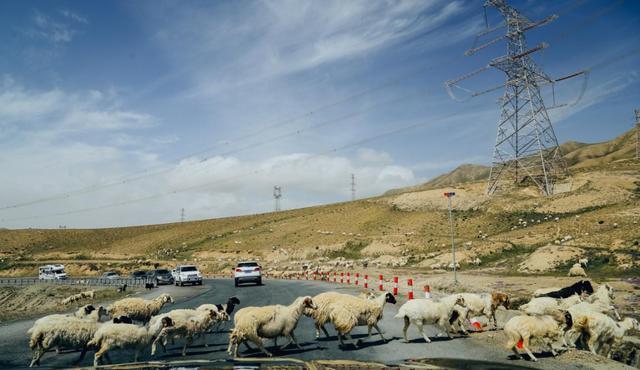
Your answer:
26,278 -> 638,367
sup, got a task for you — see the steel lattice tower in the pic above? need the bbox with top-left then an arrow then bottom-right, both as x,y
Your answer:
446,0 -> 584,196
273,185 -> 282,212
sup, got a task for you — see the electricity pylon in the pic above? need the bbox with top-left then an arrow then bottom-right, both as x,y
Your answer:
446,0 -> 587,196
273,186 -> 282,212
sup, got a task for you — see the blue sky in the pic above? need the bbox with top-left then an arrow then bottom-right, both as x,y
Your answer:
0,0 -> 638,228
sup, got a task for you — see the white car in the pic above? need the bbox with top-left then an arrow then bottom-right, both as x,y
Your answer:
174,265 -> 203,286
38,264 -> 67,280
101,271 -> 120,280
234,261 -> 262,287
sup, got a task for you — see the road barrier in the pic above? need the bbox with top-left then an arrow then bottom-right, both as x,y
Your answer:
424,285 -> 431,298
355,273 -> 359,286
346,272 -> 350,284
340,272 -> 344,284
364,274 -> 368,288
393,276 -> 399,296
378,274 -> 384,291
0,277 -> 149,287
408,278 -> 414,300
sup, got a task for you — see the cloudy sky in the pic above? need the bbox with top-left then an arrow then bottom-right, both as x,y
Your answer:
0,0 -> 638,228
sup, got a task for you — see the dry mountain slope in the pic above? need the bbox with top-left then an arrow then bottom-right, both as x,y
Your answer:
387,127 -> 638,195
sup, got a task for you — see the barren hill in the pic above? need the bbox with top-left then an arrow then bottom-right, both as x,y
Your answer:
0,128 -> 638,280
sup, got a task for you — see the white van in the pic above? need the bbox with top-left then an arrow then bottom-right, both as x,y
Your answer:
38,264 -> 68,280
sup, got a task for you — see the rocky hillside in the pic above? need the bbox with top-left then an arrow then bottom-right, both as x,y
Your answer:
0,128 -> 638,280
388,127 -> 638,195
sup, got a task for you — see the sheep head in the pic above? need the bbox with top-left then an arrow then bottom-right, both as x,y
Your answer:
206,309 -> 221,321
455,295 -> 466,307
492,292 -> 510,309
83,305 -> 96,315
97,305 -> 107,319
302,296 -> 317,310
604,284 -> 615,299
228,296 -> 241,305
158,293 -> 175,304
161,316 -> 174,328
563,311 -> 573,330
385,292 -> 397,304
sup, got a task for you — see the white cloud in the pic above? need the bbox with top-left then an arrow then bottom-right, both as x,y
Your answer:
27,10 -> 85,44
60,10 -> 88,24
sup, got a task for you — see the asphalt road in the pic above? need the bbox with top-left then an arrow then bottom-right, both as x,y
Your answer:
0,279 -> 588,369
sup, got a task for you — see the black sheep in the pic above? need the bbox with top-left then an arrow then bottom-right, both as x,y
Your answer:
540,280 -> 593,299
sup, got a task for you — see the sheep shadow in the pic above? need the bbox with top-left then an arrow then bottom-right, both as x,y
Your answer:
507,351 -> 557,361
239,343 -> 321,357
338,336 -> 401,351
159,346 -> 229,358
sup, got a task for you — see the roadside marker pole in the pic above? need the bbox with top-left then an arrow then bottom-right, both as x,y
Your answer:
355,273 -> 360,286
305,271 -> 308,280
424,285 -> 431,298
333,272 -> 337,283
444,191 -> 458,285
393,277 -> 399,296
364,275 -> 369,289
408,279 -> 414,300
347,272 -> 351,284
378,275 -> 384,291
340,272 -> 344,284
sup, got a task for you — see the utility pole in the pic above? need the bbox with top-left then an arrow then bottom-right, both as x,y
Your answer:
446,0 -> 586,196
444,192 -> 457,284
351,173 -> 356,201
180,208 -> 185,222
273,186 -> 282,212
635,109 -> 640,160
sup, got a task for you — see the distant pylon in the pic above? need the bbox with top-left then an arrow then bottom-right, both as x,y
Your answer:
273,186 -> 282,212
635,109 -> 640,160
351,174 -> 356,201
180,208 -> 185,222
446,0 -> 586,196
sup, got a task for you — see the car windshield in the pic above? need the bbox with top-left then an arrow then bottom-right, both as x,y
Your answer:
156,269 -> 169,274
238,262 -> 258,267
181,266 -> 197,272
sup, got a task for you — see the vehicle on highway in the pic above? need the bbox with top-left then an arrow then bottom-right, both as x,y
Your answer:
101,271 -> 120,280
148,269 -> 174,285
130,270 -> 148,279
234,261 -> 262,286
174,264 -> 203,286
38,264 -> 67,280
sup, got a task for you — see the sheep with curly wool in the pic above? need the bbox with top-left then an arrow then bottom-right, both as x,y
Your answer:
227,296 -> 316,357
107,293 -> 174,324
28,316 -> 102,367
565,300 -> 622,347
74,305 -> 107,321
394,295 -> 465,343
196,296 -> 240,332
328,291 -> 397,348
88,317 -> 174,366
504,310 -> 573,362
572,313 -> 639,357
568,263 -> 587,277
303,291 -> 347,339
149,308 -> 221,356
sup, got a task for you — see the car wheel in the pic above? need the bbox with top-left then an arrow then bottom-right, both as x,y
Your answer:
198,281 -> 203,285
234,279 -> 239,287
257,278 -> 262,286
180,281 -> 184,287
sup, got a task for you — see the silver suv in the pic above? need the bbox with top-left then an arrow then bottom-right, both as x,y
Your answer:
234,261 -> 262,287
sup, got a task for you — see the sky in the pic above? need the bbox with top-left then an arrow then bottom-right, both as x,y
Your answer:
0,0 -> 638,229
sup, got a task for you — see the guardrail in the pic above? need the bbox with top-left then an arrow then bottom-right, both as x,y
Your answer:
0,277 -> 150,287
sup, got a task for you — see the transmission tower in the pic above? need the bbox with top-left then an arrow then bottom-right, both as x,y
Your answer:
446,0 -> 586,196
273,186 -> 282,212
635,109 -> 640,160
180,208 -> 185,222
351,174 -> 356,201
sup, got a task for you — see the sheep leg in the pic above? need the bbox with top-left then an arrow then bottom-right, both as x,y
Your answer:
248,335 -> 272,357
522,337 -> 537,362
182,335 -> 193,356
73,347 -> 87,364
373,323 -> 386,341
416,322 -> 431,343
289,332 -> 302,349
587,335 -> 599,355
343,332 -> 359,348
402,316 -> 410,343
315,323 -> 330,339
30,347 -> 45,367
94,345 -> 108,367
133,349 -> 140,362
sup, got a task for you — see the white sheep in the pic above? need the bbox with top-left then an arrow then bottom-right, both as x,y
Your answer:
573,313 -> 640,356
568,263 -> 587,277
88,317 -> 174,366
227,296 -> 316,357
108,293 -> 174,323
73,304 -> 107,321
149,308 -> 221,356
578,258 -> 588,267
394,295 -> 465,343
565,301 -> 622,347
28,316 -> 101,367
504,310 -> 573,362
327,292 -> 397,347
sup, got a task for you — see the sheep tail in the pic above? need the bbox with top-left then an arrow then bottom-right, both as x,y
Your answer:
29,330 -> 42,350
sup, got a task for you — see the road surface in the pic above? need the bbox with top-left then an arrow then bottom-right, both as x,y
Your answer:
0,279 -> 588,369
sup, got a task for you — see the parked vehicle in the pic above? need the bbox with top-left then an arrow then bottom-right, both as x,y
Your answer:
174,265 -> 202,286
38,264 -> 67,280
149,269 -> 174,285
234,261 -> 262,287
101,271 -> 120,280
130,270 -> 148,280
